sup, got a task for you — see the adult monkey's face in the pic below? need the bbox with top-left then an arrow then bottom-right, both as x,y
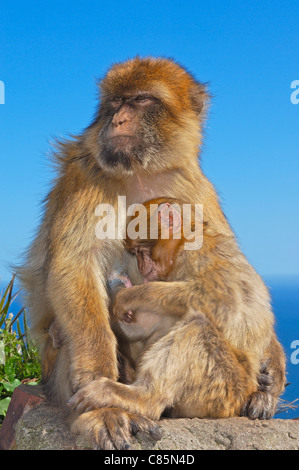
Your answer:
90,57 -> 209,174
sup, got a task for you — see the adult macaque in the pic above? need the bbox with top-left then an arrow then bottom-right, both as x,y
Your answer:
19,57 -> 285,449
69,198 -> 286,421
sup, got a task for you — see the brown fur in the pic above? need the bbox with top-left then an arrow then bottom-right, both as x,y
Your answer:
18,57 -> 285,449
70,198 -> 285,421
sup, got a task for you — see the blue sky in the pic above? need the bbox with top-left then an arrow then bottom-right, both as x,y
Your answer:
0,0 -> 298,281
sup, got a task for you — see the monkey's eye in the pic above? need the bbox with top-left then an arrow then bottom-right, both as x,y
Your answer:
112,97 -> 123,102
134,95 -> 153,103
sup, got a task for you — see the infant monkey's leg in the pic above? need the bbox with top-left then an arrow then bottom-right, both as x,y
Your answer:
69,314 -> 256,419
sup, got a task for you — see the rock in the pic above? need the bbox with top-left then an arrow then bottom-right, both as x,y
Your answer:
1,385 -> 299,450
14,401 -> 90,450
0,384 -> 46,450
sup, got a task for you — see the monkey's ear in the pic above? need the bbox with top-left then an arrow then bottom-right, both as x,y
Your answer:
158,203 -> 181,234
189,82 -> 210,116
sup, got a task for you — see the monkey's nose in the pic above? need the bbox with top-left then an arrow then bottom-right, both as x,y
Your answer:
112,110 -> 129,127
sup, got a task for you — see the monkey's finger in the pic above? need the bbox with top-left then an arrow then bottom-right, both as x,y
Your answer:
98,410 -> 162,450
258,373 -> 273,391
69,409 -> 117,450
69,394 -> 97,413
101,408 -> 133,450
96,427 -> 118,451
129,414 -> 163,441
242,391 -> 275,420
106,423 -> 132,451
97,436 -> 129,451
67,390 -> 86,410
96,424 -> 129,450
73,398 -> 91,413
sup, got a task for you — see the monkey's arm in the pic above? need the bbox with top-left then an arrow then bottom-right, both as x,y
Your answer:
48,254 -> 118,391
241,334 -> 286,419
44,178 -> 120,391
113,281 -> 192,319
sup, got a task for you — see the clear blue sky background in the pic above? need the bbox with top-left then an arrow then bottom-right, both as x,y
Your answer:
0,0 -> 298,282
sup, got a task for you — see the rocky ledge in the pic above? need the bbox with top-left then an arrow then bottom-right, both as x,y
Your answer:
0,384 -> 298,450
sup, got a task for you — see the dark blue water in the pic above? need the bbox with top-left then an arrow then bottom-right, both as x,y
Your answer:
1,276 -> 298,419
265,276 -> 299,419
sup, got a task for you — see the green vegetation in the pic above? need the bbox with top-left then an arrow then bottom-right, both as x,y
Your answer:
0,276 -> 41,423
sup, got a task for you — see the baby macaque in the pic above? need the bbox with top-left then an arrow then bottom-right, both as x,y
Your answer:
110,199 -> 195,365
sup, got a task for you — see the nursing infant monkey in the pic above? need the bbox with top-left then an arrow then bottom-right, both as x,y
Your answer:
67,197 -> 286,421
20,57 -> 286,449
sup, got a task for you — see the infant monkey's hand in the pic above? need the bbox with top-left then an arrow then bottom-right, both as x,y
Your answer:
108,273 -> 135,324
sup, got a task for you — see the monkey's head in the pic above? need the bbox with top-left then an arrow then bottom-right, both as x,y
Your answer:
125,197 -> 191,281
86,57 -> 209,174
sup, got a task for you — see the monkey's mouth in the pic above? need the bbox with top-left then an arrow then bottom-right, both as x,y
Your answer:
98,132 -> 147,171
110,135 -> 135,146
109,135 -> 144,159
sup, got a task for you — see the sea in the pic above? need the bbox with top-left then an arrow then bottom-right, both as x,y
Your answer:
264,276 -> 299,419
1,275 -> 298,419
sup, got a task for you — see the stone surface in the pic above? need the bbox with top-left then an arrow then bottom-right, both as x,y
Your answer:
0,384 -> 46,450
1,385 -> 299,450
